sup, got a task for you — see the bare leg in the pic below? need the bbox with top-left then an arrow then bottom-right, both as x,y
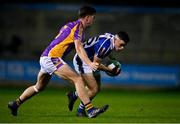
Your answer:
76,72 -> 101,116
8,71 -> 51,116
54,64 -> 109,118
54,64 -> 90,105
18,71 -> 51,104
82,72 -> 101,99
66,71 -> 101,112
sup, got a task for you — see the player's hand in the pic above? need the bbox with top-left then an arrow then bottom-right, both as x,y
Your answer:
110,67 -> 121,75
90,62 -> 99,71
115,68 -> 121,75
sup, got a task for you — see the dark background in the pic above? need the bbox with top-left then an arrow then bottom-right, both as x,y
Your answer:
1,0 -> 180,65
1,0 -> 180,7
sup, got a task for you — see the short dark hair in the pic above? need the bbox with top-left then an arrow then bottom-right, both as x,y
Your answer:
117,31 -> 130,44
78,6 -> 96,18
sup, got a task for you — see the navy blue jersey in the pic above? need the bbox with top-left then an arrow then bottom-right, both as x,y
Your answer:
82,33 -> 115,61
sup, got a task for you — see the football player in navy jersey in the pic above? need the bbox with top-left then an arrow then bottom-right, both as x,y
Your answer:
67,31 -> 130,117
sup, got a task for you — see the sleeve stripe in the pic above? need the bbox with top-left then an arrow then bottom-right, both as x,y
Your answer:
97,38 -> 109,55
104,46 -> 110,55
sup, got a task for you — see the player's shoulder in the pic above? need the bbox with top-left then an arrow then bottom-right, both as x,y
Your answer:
97,33 -> 114,44
99,33 -> 114,39
65,20 -> 81,29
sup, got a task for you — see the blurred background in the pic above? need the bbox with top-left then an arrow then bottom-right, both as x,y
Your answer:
0,0 -> 180,89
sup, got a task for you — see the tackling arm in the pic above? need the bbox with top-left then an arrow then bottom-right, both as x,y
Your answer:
75,39 -> 92,66
74,22 -> 98,71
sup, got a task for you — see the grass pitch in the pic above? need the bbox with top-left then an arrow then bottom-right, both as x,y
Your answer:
0,86 -> 180,123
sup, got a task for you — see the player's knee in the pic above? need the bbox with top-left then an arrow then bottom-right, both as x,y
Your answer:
33,86 -> 40,92
33,85 -> 45,92
72,76 -> 84,85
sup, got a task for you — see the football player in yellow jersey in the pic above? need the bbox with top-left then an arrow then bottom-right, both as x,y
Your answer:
8,6 -> 108,118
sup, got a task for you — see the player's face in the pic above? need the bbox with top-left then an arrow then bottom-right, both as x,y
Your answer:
114,35 -> 126,51
85,15 -> 95,27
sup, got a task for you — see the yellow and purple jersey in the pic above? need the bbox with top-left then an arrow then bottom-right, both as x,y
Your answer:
41,19 -> 84,58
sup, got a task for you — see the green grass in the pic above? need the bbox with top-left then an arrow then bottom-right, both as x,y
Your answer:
1,86 -> 180,123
